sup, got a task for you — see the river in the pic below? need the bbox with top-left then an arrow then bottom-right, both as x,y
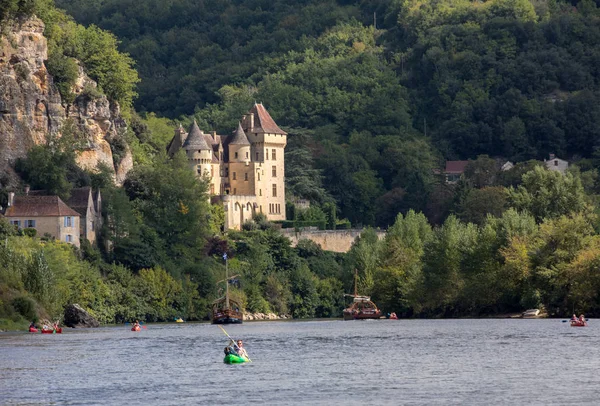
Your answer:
1,319 -> 599,405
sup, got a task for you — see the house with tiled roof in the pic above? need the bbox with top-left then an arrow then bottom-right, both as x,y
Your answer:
167,103 -> 287,230
4,193 -> 81,247
66,187 -> 102,244
444,160 -> 469,184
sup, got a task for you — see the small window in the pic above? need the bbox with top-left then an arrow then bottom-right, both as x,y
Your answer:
91,221 -> 95,231
245,152 -> 249,159
266,150 -> 269,160
256,152 -> 259,160
233,172 -> 236,180
26,220 -> 36,228
272,184 -> 277,197
244,172 -> 248,181
272,166 -> 277,177
272,149 -> 276,160
64,216 -> 73,227
259,189 -> 262,196
257,171 -> 261,181
235,152 -> 238,159
554,160 -> 558,166
10,220 -> 21,228
66,235 -> 72,243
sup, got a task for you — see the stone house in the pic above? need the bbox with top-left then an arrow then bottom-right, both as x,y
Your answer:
168,103 -> 287,230
66,187 -> 102,245
545,153 -> 568,174
4,193 -> 81,247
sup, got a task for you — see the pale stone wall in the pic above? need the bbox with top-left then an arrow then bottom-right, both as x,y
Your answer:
280,229 -> 386,253
252,135 -> 286,221
218,195 -> 258,230
229,162 -> 255,195
5,215 -> 80,247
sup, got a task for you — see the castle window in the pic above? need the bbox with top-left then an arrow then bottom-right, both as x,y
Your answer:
25,220 -> 36,228
260,205 -> 262,213
64,216 -> 74,227
233,172 -> 236,180
266,150 -> 269,160
256,152 -> 259,160
259,189 -> 262,196
244,172 -> 248,181
233,188 -> 237,194
272,166 -> 277,177
555,160 -> 558,166
272,149 -> 276,160
66,235 -> 73,243
235,152 -> 238,159
10,220 -> 21,228
246,152 -> 249,159
272,184 -> 277,197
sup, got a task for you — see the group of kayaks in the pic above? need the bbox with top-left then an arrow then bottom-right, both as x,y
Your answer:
29,327 -> 62,334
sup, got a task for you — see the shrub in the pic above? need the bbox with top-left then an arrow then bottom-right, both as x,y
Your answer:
10,296 -> 36,321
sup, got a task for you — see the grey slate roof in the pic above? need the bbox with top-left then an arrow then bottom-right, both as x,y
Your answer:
183,121 -> 211,150
229,122 -> 250,145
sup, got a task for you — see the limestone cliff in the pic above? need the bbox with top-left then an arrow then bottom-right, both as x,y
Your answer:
0,17 -> 133,186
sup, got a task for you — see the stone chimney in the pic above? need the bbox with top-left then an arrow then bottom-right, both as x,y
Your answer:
8,192 -> 15,207
248,113 -> 254,131
211,131 -> 217,142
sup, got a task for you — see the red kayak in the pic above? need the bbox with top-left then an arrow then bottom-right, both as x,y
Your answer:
131,326 -> 141,331
41,328 -> 62,334
570,320 -> 588,327
29,327 -> 38,333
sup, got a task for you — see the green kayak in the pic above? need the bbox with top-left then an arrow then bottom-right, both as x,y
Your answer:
223,354 -> 248,364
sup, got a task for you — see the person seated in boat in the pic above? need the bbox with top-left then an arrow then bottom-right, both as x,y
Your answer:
29,321 -> 37,329
133,320 -> 141,329
53,321 -> 60,330
235,340 -> 249,359
579,314 -> 586,323
42,323 -> 49,330
571,314 -> 578,321
224,346 -> 233,356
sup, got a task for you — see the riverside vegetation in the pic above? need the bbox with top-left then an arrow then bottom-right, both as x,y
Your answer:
3,0 -> 600,329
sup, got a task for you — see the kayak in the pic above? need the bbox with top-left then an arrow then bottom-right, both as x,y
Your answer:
131,326 -> 141,331
41,328 -> 62,334
29,327 -> 38,333
223,354 -> 248,364
571,320 -> 588,327
175,318 -> 184,323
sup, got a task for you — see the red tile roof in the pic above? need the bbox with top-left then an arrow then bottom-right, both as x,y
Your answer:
248,103 -> 287,135
445,160 -> 469,174
5,196 -> 80,217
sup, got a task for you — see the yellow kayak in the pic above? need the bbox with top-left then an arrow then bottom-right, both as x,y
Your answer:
175,318 -> 184,323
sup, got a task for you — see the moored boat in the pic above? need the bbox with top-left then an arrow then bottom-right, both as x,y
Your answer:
211,254 -> 244,324
343,270 -> 382,321
223,353 -> 249,364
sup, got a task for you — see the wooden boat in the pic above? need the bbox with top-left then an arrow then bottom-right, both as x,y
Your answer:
571,320 -> 588,327
41,328 -> 62,334
343,270 -> 382,321
211,255 -> 243,324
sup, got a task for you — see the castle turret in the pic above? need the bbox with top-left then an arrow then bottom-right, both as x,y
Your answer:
228,122 -> 251,163
183,121 -> 212,177
167,123 -> 186,156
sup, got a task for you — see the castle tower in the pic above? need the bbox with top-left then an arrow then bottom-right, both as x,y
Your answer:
228,122 -> 253,196
167,123 -> 186,157
241,103 -> 287,220
183,121 -> 212,179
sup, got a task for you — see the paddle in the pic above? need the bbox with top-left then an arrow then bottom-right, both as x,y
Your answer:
218,325 -> 252,362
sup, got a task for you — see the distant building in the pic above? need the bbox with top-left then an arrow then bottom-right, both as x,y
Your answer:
501,161 -> 514,171
4,193 -> 81,247
545,153 -> 568,174
444,160 -> 469,184
66,187 -> 102,245
167,103 -> 287,230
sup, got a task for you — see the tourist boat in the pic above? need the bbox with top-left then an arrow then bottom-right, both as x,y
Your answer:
211,255 -> 243,324
41,328 -> 62,334
223,353 -> 248,364
343,270 -> 382,321
570,320 -> 588,327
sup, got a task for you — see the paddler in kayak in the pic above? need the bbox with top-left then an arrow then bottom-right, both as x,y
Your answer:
29,321 -> 37,330
234,339 -> 249,360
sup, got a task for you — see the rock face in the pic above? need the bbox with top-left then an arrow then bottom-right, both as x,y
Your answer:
63,303 -> 100,328
0,17 -> 132,186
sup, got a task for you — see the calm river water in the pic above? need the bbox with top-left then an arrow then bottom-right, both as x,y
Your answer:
1,319 -> 600,405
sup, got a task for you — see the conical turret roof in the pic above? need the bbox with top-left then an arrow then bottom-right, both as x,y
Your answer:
183,121 -> 210,150
247,103 -> 287,135
229,122 -> 251,145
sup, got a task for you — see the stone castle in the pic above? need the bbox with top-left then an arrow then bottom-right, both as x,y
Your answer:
167,103 -> 286,229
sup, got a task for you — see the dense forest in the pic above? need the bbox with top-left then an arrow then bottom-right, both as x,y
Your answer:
3,0 -> 600,329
